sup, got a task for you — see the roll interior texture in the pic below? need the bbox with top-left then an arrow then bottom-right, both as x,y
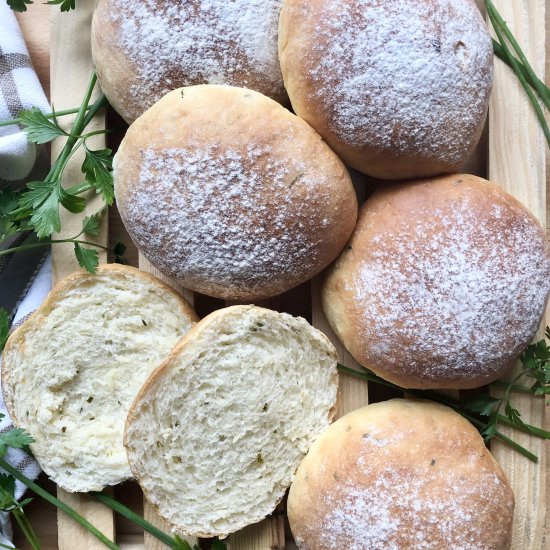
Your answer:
288,399 -> 514,550
92,0 -> 287,123
322,174 -> 550,389
2,264 -> 198,493
125,305 -> 338,538
279,0 -> 493,179
114,85 -> 358,301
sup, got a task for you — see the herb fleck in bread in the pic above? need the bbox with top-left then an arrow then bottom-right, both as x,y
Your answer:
2,264 -> 198,493
125,305 -> 338,538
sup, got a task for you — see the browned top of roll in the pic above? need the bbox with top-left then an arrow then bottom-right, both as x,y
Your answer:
322,174 -> 550,389
114,85 -> 357,301
288,399 -> 514,550
92,0 -> 287,123
279,0 -> 493,179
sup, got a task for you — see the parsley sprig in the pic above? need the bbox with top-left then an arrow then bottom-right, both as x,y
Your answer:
339,328 -> 550,463
0,72 -> 122,273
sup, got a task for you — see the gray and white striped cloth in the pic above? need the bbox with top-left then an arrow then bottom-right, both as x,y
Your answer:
0,4 -> 51,546
0,2 -> 51,318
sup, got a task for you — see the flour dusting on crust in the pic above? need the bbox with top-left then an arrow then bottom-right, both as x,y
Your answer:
350,190 -> 550,386
107,0 -> 284,113
121,145 -> 331,298
294,0 -> 492,164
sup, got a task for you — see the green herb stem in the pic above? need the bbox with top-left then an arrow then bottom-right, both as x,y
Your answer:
0,239 -> 109,257
0,106 -> 91,129
491,380 -> 534,395
336,364 -> 540,462
487,1 -> 550,111
12,508 -> 40,550
486,2 -> 550,148
90,492 -> 178,549
0,458 -> 119,550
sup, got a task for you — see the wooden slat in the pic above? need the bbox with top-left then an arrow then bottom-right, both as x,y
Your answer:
50,1 -> 115,548
488,2 -> 547,549
137,255 -> 198,550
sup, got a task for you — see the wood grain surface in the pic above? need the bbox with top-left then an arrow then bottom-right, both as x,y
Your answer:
12,1 -> 550,548
488,3 -> 547,549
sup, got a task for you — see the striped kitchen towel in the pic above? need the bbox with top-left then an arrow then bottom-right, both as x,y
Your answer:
0,2 -> 51,319
0,5 -> 51,544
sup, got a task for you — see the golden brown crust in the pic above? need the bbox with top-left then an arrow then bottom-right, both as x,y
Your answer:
322,174 -> 550,389
92,0 -> 287,123
1,264 -> 198,424
288,399 -> 514,550
114,85 -> 358,301
279,0 -> 493,180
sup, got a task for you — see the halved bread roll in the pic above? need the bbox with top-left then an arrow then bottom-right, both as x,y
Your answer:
2,264 -> 198,493
125,305 -> 338,538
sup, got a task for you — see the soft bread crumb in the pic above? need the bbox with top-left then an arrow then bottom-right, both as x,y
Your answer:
125,305 -> 338,537
2,265 -> 197,493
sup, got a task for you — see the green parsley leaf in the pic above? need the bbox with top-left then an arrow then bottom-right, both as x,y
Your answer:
81,147 -> 114,205
82,215 -> 101,236
0,190 -> 19,240
6,0 -> 33,12
0,429 -> 34,458
463,396 -> 500,418
0,474 -> 16,511
29,190 -> 61,238
18,181 -> 52,212
74,243 -> 99,274
46,0 -> 75,10
211,540 -> 228,550
18,107 -> 67,145
0,309 -> 9,352
58,186 -> 86,214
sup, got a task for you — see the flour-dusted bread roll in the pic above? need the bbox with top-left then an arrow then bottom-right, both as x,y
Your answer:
125,305 -> 338,537
115,85 -> 358,301
323,174 -> 550,389
2,264 -> 198,493
279,0 -> 493,180
92,0 -> 286,123
288,399 -> 514,550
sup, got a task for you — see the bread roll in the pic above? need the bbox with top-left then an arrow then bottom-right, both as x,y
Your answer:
92,0 -> 286,123
288,399 -> 514,550
125,305 -> 338,538
114,85 -> 358,301
2,264 -> 198,492
322,174 -> 550,389
279,0 -> 493,179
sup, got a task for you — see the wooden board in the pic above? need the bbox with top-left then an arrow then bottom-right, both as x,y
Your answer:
11,0 -> 549,548
488,3 -> 547,549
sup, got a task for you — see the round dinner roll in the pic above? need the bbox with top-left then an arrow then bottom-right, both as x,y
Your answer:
125,305 -> 338,537
2,264 -> 198,493
322,174 -> 550,389
114,85 -> 358,301
288,399 -> 514,550
92,0 -> 286,123
279,0 -> 493,179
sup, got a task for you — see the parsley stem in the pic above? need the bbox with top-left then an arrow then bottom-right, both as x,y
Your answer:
337,364 -> 540,461
496,414 -> 550,439
0,239 -> 109,257
491,380 -> 534,395
0,106 -> 91,128
90,492 -> 179,549
0,458 -> 119,550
